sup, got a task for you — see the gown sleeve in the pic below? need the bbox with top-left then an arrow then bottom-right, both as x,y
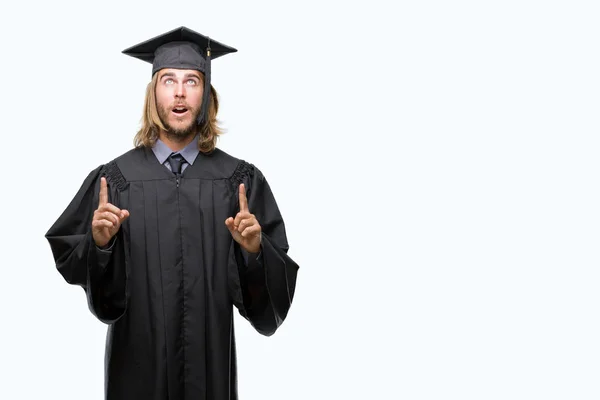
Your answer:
45,165 -> 128,324
228,161 -> 300,336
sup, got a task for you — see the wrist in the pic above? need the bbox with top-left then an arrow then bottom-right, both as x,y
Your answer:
247,236 -> 262,254
95,236 -> 116,251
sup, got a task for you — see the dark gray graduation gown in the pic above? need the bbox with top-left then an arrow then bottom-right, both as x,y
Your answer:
45,146 -> 299,400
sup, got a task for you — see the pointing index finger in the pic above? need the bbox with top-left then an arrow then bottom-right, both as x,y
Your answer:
99,177 -> 108,208
239,183 -> 248,212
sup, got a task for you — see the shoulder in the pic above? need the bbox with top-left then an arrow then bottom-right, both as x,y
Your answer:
92,147 -> 143,189
199,147 -> 265,181
204,147 -> 241,169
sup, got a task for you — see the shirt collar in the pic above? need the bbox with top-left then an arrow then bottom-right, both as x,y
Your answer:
152,135 -> 200,165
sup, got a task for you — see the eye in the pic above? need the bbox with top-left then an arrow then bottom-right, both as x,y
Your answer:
187,79 -> 197,85
165,78 -> 174,84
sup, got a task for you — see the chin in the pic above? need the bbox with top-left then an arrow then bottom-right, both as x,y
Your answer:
167,121 -> 196,137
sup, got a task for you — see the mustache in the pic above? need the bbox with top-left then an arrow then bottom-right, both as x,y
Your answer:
171,102 -> 193,109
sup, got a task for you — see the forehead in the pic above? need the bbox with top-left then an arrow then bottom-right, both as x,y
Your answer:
157,68 -> 202,78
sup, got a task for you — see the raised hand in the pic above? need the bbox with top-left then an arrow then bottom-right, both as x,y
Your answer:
225,183 -> 262,253
92,177 -> 130,248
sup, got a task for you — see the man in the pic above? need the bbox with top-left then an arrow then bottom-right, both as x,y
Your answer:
45,26 -> 299,400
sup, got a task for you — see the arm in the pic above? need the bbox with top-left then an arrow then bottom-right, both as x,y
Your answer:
228,163 -> 299,336
45,166 -> 128,324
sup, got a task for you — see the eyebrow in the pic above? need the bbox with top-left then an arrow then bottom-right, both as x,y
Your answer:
159,72 -> 202,80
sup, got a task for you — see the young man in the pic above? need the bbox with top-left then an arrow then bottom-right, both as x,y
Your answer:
45,26 -> 299,400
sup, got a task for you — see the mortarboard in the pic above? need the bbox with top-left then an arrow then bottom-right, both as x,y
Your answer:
122,26 -> 237,125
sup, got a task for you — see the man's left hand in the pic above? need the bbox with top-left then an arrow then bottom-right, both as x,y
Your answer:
225,183 -> 262,254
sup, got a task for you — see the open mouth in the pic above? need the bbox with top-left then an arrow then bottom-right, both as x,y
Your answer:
172,106 -> 189,115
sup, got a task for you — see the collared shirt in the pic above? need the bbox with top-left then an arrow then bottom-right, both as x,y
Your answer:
151,135 -> 200,173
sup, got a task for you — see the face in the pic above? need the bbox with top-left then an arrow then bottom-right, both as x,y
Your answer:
155,68 -> 204,138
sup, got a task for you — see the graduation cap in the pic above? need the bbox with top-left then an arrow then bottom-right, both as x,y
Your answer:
122,26 -> 237,125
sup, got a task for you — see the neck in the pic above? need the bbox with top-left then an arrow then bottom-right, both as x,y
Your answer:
158,130 -> 197,152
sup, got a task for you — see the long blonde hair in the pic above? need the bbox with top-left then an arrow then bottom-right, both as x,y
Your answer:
133,72 -> 223,153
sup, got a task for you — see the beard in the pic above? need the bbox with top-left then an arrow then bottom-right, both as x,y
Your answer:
157,102 -> 201,141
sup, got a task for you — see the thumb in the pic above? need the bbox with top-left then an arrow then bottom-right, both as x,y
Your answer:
225,217 -> 235,233
120,210 -> 130,221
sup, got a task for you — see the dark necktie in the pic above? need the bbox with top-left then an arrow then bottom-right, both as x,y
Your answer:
167,153 -> 185,175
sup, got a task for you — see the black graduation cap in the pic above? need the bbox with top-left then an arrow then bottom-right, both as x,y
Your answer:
122,26 -> 237,125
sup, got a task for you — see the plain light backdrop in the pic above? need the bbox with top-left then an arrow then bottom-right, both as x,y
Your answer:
1,0 -> 599,399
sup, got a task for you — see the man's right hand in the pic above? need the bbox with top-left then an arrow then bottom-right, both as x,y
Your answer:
92,177 -> 130,248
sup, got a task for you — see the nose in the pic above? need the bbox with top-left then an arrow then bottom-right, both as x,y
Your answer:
175,82 -> 186,98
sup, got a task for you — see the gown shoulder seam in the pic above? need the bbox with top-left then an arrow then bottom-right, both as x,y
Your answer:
103,160 -> 128,191
229,160 -> 255,186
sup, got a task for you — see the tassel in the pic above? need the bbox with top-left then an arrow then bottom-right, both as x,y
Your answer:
197,37 -> 212,126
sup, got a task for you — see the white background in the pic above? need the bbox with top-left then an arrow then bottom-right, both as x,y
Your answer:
1,0 -> 599,399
